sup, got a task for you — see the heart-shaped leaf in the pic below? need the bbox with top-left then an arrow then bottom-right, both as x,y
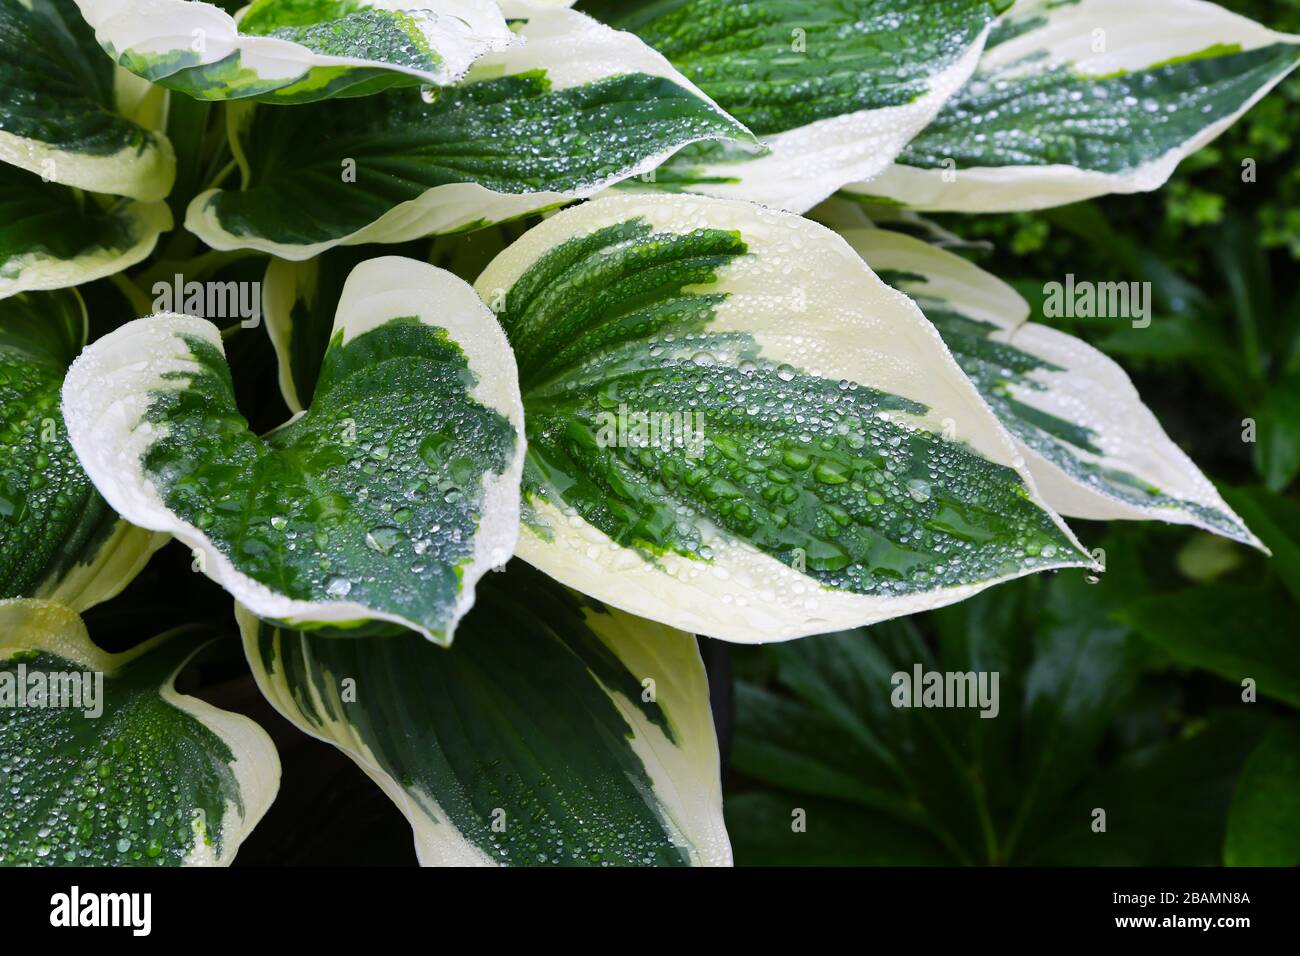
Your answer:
62,257 -> 524,644
0,599 -> 279,866
74,0 -> 517,103
240,561 -> 731,866
185,5 -> 753,258
475,193 -> 1092,643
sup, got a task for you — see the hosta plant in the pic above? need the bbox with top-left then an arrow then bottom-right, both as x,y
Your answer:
1,0 -> 1294,867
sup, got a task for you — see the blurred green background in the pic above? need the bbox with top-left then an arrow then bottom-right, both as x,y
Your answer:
721,0 -> 1300,866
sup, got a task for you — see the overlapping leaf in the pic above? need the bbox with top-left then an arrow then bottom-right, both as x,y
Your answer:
0,164 -> 171,300
853,0 -> 1300,211
240,562 -> 731,866
845,226 -> 1260,546
62,257 -> 524,644
0,0 -> 174,200
185,5 -> 752,258
74,0 -> 517,103
474,193 -> 1091,643
0,289 -> 166,610
0,599 -> 279,866
586,0 -> 1001,212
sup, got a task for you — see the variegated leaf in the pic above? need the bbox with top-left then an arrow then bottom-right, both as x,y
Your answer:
184,5 -> 752,259
74,0 -> 517,103
62,257 -> 524,645
475,193 -> 1092,643
0,0 -> 175,200
239,561 -> 731,866
1,289 -> 167,610
0,599 -> 279,866
846,226 -> 1261,547
0,164 -> 171,300
853,0 -> 1300,211
586,0 -> 1002,213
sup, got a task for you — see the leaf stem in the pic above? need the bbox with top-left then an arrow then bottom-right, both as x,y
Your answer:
109,273 -> 155,318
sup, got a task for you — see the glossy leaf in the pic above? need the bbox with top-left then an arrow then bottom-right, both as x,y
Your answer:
74,0 -> 517,103
0,289 -> 166,610
848,226 -> 1261,546
0,599 -> 279,866
185,5 -> 752,258
0,0 -> 174,200
240,562 -> 731,866
476,193 -> 1090,643
63,257 -> 524,645
854,0 -> 1300,211
587,0 -> 999,212
0,162 -> 171,300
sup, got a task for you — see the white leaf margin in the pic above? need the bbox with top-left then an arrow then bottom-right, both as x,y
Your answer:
184,5 -> 753,259
631,16 -> 995,214
842,226 -> 1264,548
236,596 -> 733,867
0,598 -> 280,867
0,197 -> 172,301
32,522 -> 171,613
61,257 -> 526,645
477,193 -> 1095,644
851,0 -> 1300,212
74,0 -> 519,97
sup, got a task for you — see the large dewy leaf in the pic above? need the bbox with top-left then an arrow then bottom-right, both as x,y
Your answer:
475,194 -> 1091,643
585,0 -> 999,213
0,164 -> 172,299
239,561 -> 730,866
74,0 -> 517,103
0,290 -> 167,610
0,599 -> 279,866
185,5 -> 752,259
0,0 -> 175,200
62,257 -> 525,645
852,0 -> 1300,212
846,227 -> 1260,547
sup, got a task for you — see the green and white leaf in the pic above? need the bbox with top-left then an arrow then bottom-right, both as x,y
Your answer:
0,0 -> 175,200
263,245 -> 387,414
62,257 -> 525,645
587,0 -> 999,213
0,599 -> 279,866
847,227 -> 1261,547
74,0 -> 517,103
0,164 -> 172,300
851,0 -> 1300,212
239,562 -> 730,866
476,194 -> 1092,644
1,289 -> 167,611
185,6 -> 753,259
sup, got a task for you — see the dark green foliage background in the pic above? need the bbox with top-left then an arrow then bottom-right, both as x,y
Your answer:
722,0 -> 1300,866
